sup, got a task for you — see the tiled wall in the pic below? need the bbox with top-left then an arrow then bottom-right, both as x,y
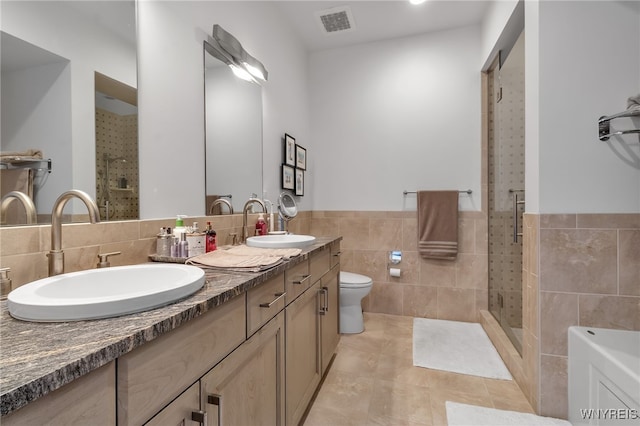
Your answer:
0,212 -> 311,290
309,210 -> 488,322
95,108 -> 139,221
522,213 -> 640,418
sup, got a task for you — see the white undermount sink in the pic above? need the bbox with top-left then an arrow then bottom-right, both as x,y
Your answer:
7,264 -> 205,322
246,234 -> 316,249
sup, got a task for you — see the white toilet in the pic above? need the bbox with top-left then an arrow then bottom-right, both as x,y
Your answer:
339,271 -> 373,334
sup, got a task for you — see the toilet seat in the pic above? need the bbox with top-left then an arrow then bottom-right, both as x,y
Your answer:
340,271 -> 373,288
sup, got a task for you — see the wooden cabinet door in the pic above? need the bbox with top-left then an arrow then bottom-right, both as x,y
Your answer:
144,382 -> 200,426
285,281 -> 322,426
2,362 -> 116,426
201,311 -> 285,426
320,264 -> 340,374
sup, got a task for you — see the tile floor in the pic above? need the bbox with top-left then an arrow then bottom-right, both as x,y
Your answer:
303,312 -> 534,426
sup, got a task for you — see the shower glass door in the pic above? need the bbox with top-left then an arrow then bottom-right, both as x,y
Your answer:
488,30 -> 525,355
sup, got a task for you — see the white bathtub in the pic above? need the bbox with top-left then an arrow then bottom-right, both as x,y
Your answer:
568,326 -> 640,425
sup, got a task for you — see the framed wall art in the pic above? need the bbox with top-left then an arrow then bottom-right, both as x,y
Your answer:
295,144 -> 306,170
284,134 -> 296,167
282,164 -> 295,190
295,168 -> 304,196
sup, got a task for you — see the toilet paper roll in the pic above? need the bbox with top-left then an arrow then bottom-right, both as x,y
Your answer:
390,268 -> 401,277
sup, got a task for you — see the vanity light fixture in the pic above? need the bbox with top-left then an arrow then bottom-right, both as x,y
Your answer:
211,24 -> 268,82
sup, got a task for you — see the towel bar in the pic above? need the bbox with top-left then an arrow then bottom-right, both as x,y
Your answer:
403,189 -> 472,195
598,110 -> 640,141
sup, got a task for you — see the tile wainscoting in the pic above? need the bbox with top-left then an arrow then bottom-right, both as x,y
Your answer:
309,210 -> 489,322
523,213 -> 640,419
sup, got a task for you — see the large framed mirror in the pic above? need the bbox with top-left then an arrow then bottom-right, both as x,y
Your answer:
204,38 -> 263,215
0,0 -> 137,225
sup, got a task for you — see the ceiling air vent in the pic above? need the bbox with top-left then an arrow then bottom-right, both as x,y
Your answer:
315,6 -> 356,35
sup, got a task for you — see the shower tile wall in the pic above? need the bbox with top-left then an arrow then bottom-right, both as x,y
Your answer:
488,41 -> 525,332
95,108 -> 139,220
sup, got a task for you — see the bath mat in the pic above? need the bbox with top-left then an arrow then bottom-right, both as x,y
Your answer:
413,318 -> 512,380
445,402 -> 572,426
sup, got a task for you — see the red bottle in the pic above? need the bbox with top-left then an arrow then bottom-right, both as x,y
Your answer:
256,214 -> 267,236
205,221 -> 217,252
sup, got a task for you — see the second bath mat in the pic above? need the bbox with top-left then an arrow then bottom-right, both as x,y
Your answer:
413,318 -> 512,380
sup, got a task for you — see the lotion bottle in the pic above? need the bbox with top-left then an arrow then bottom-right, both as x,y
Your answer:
174,215 -> 187,240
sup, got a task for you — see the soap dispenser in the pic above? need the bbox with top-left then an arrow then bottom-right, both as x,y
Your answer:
174,215 -> 187,240
256,214 -> 267,236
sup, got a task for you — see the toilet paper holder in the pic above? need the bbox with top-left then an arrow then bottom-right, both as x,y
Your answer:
389,251 -> 402,277
389,250 -> 402,265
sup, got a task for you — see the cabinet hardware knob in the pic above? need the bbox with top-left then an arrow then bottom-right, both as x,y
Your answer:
207,394 -> 221,406
192,410 -> 208,425
292,274 -> 311,285
333,251 -> 342,257
259,292 -> 286,308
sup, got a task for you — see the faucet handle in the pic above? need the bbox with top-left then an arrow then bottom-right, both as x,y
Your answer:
97,251 -> 121,268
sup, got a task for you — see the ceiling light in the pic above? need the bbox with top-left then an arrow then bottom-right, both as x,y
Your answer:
409,0 -> 427,5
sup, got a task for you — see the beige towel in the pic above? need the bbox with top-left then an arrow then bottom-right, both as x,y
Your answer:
417,191 -> 458,260
186,245 -> 301,272
0,149 -> 43,161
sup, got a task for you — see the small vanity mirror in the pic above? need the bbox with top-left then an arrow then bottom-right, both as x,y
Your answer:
277,191 -> 297,234
278,191 -> 298,219
203,27 -> 265,215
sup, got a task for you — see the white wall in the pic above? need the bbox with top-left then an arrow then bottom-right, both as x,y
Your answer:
2,61 -> 72,213
138,1 -> 310,218
531,0 -> 640,213
1,1 -> 136,214
309,25 -> 482,212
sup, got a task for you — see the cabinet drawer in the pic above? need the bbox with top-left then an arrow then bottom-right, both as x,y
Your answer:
144,382 -> 200,426
247,273 -> 285,337
284,259 -> 310,304
3,362 -> 116,426
330,240 -> 341,268
117,295 -> 246,426
310,249 -> 331,284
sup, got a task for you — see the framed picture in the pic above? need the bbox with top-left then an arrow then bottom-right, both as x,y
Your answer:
284,134 -> 296,166
295,168 -> 304,196
282,164 -> 295,190
295,144 -> 307,170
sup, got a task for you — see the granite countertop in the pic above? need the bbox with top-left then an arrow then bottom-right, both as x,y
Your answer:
0,237 -> 339,416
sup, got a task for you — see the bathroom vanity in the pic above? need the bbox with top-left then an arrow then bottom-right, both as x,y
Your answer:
0,237 -> 341,426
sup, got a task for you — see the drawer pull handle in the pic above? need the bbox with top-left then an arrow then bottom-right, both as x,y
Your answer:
259,292 -> 286,308
207,394 -> 221,426
319,287 -> 329,315
192,410 -> 208,426
292,274 -> 311,285
333,251 -> 342,257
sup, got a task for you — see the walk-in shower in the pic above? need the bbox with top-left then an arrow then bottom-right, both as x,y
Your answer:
487,30 -> 525,354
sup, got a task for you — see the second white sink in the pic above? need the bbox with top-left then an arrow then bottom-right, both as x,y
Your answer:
246,234 -> 316,249
7,264 -> 205,322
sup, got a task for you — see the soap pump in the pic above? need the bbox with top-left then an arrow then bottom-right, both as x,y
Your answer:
174,215 -> 187,239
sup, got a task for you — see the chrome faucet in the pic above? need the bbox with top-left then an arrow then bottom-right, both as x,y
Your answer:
210,198 -> 234,215
242,197 -> 267,243
49,190 -> 100,276
0,191 -> 37,224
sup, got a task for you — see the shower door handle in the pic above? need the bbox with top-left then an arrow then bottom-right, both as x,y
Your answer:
511,190 -> 525,243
